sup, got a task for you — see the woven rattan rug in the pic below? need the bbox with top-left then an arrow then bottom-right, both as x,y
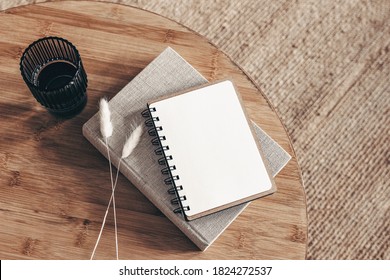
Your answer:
2,0 -> 389,260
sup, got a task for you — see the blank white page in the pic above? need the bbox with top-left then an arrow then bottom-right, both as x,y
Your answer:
150,80 -> 275,220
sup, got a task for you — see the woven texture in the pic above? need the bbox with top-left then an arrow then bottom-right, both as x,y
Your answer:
2,0 -> 389,259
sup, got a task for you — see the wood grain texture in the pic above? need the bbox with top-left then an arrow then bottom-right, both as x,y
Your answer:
0,1 -> 307,259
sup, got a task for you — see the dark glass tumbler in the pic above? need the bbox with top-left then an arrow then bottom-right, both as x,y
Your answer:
20,36 -> 88,117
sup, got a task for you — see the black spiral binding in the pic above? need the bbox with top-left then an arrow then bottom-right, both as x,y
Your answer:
142,107 -> 190,216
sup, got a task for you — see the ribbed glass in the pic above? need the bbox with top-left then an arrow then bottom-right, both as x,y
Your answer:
20,37 -> 88,117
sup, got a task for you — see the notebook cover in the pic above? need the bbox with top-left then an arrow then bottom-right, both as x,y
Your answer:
147,80 -> 276,220
82,47 -> 291,250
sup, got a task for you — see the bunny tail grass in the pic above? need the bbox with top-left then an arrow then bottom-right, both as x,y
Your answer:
121,124 -> 143,159
99,98 -> 113,139
113,124 -> 144,203
90,124 -> 143,260
92,98 -> 118,260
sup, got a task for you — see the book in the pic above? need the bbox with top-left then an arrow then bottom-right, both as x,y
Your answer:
143,80 -> 276,220
82,47 -> 291,250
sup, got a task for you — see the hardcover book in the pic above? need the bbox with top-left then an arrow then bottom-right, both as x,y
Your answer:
82,47 -> 291,250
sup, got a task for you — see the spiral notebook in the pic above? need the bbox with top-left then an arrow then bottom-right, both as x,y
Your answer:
143,80 -> 276,220
82,47 -> 291,250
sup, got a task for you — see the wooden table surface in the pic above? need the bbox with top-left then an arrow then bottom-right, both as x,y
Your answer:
0,1 -> 307,259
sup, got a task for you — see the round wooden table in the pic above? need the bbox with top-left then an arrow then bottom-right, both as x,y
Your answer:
0,1 -> 307,259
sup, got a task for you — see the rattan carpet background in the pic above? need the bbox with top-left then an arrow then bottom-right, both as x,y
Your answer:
2,0 -> 389,259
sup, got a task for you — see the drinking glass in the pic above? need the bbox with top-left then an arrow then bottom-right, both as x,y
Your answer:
20,36 -> 88,117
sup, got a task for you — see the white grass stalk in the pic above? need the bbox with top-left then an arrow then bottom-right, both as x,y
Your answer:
91,98 -> 118,260
99,98 -> 113,139
112,123 -> 143,193
90,123 -> 143,260
121,124 -> 143,159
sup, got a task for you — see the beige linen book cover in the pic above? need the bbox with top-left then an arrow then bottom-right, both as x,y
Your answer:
82,47 -> 291,250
